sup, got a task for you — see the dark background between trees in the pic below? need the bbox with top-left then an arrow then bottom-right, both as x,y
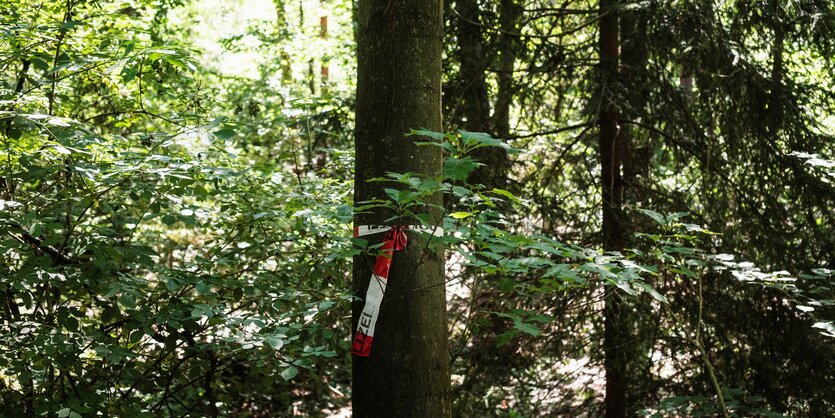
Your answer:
1,0 -> 834,417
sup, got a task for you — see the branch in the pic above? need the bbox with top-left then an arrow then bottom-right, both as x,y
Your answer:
507,122 -> 592,139
15,231 -> 77,265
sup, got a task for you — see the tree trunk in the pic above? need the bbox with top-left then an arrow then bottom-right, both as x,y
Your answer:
455,0 -> 490,133
455,0 -> 497,188
479,0 -> 522,190
620,3 -> 648,197
274,0 -> 292,83
599,0 -> 627,417
453,0 -> 520,189
620,5 -> 650,411
352,1 -> 451,417
768,0 -> 784,130
493,0 -> 521,142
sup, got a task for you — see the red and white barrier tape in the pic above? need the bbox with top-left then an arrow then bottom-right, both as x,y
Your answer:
351,224 -> 443,357
353,224 -> 444,238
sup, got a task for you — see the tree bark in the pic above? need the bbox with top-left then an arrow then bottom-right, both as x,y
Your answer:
493,0 -> 521,142
273,0 -> 292,83
620,3 -> 648,196
768,0 -> 784,130
455,0 -> 491,133
352,1 -> 451,417
599,0 -> 627,417
453,0 -> 520,189
477,0 -> 522,190
620,5 -> 650,411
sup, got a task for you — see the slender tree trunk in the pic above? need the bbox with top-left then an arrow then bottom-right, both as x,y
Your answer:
479,0 -> 522,190
455,0 -> 498,188
599,0 -> 627,417
448,6 -> 523,412
620,5 -> 648,195
273,0 -> 292,83
319,2 -> 329,92
352,1 -> 451,417
768,0 -> 784,130
455,0 -> 490,132
679,62 -> 693,97
453,0 -> 520,189
315,3 -> 330,168
493,0 -> 521,142
620,6 -> 650,411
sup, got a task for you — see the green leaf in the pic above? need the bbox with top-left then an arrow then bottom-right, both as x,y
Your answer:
165,56 -> 192,70
384,188 -> 420,205
528,313 -> 554,324
637,208 -> 666,225
265,335 -> 284,350
415,140 -> 457,153
6,127 -> 20,139
514,320 -> 541,336
119,293 -> 136,309
121,65 -> 137,83
634,281 -> 668,303
64,316 -> 79,332
58,408 -> 71,418
661,246 -> 696,255
459,130 -> 519,153
497,278 -> 515,293
449,211 -> 472,219
408,129 -> 448,141
460,130 -> 503,148
212,128 -> 236,140
444,157 -> 481,182
491,188 -> 523,204
615,281 -> 636,295
496,330 -> 520,347
669,266 -> 697,278
18,370 -> 32,384
53,144 -> 72,154
281,366 -> 298,381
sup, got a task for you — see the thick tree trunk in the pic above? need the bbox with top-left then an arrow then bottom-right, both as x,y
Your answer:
599,0 -> 627,417
352,1 -> 451,417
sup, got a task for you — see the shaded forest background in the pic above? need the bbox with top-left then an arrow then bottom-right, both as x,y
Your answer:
1,0 -> 834,416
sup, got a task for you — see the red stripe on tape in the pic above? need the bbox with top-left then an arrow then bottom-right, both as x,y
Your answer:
351,226 -> 408,357
351,332 -> 373,357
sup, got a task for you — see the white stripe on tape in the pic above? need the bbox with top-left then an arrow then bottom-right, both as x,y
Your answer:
354,224 -> 444,237
357,274 -> 386,338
